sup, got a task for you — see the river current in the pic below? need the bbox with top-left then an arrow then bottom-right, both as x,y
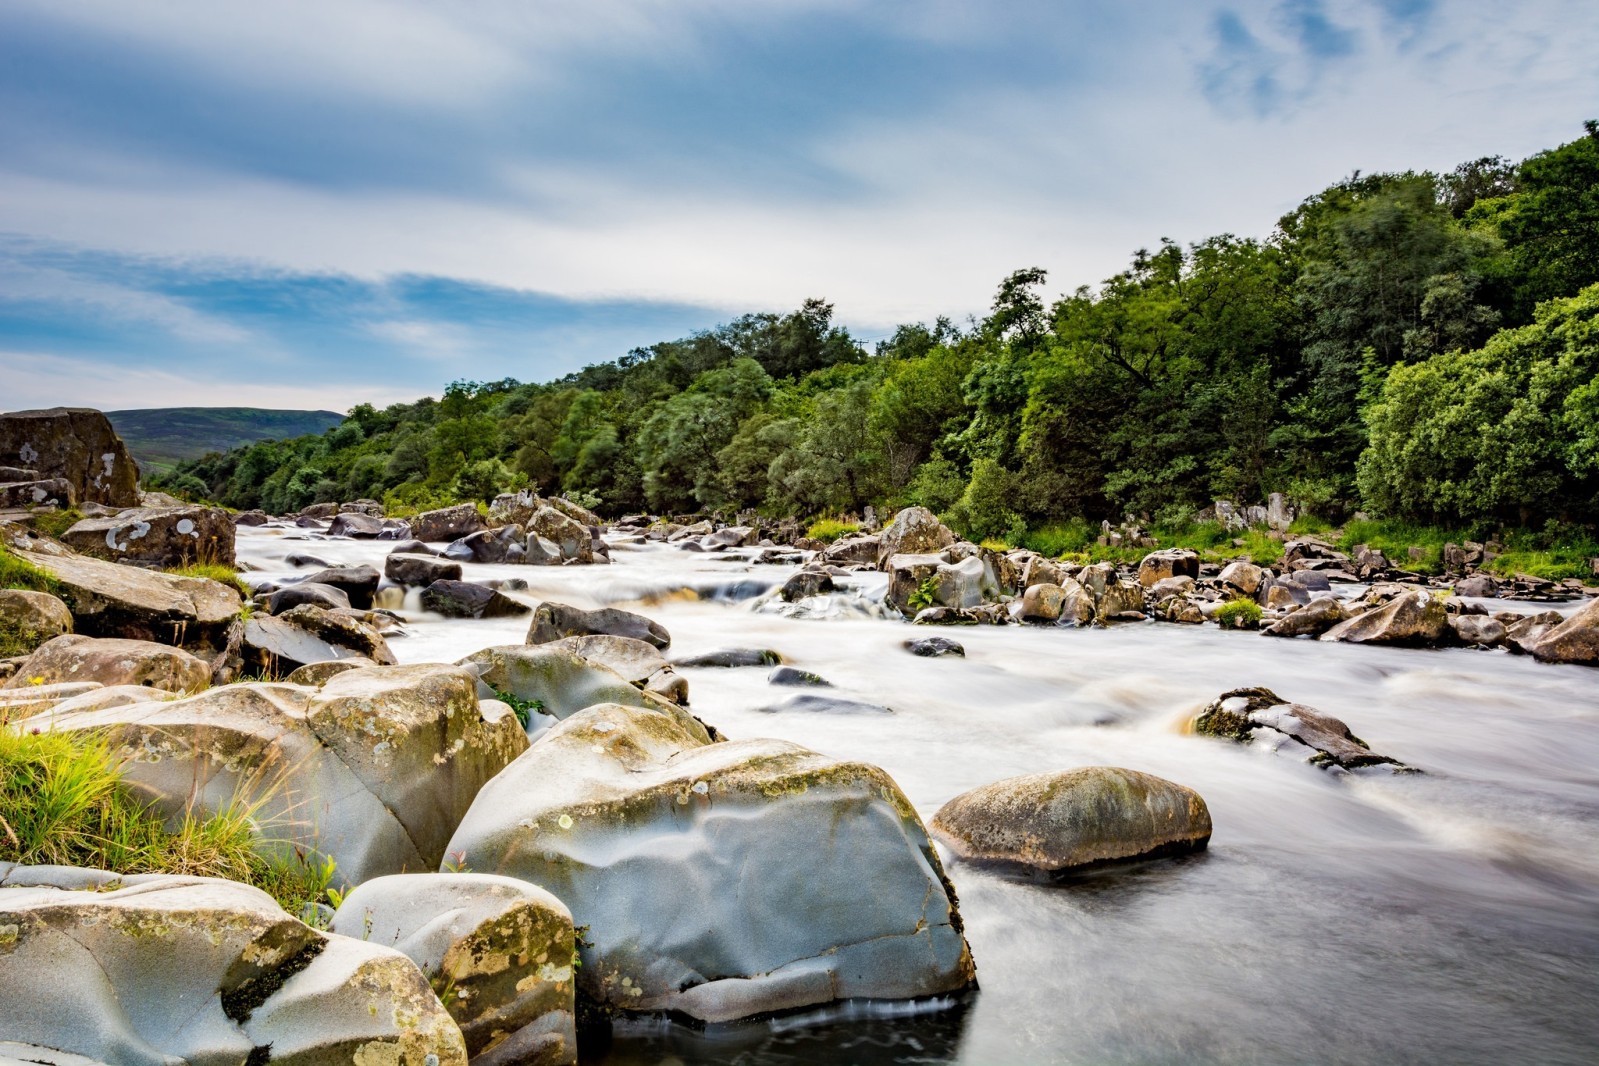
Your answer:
237,527 -> 1599,1066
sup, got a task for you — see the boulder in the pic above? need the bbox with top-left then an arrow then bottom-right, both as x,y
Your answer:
768,665 -> 832,687
904,636 -> 965,657
1321,589 -> 1447,646
1218,560 -> 1265,597
0,478 -> 75,509
539,634 -> 667,686
331,874 -> 576,1065
820,535 -> 881,566
242,606 -> 395,678
1193,687 -> 1405,770
1147,575 -> 1195,601
1075,562 -> 1115,598
423,580 -> 530,619
1097,579 -> 1147,620
526,507 -> 592,564
443,525 -> 528,565
930,767 -> 1211,874
1526,597 -> 1599,665
386,538 -> 436,556
1454,573 -> 1499,598
1449,614 -> 1507,648
456,644 -> 700,733
412,503 -> 488,543
39,665 -> 529,884
0,682 -> 112,722
60,506 -> 235,569
672,647 -> 783,668
1262,597 -> 1346,638
0,589 -> 73,655
2,634 -> 209,694
1136,549 -> 1199,588
876,507 -> 956,569
283,552 -> 332,569
526,601 -> 670,650
488,490 -> 542,528
780,569 -> 834,602
283,658 -> 375,685
234,509 -> 270,526
544,496 -> 602,529
385,552 -> 463,587
265,582 -> 350,614
327,512 -> 411,540
297,565 -> 379,610
1503,610 -> 1565,654
702,525 -> 757,550
0,408 -> 139,507
4,545 -> 240,652
444,702 -> 974,1024
1018,579 -> 1095,626
0,867 -> 467,1063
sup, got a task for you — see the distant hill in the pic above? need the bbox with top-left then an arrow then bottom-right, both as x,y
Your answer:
107,407 -> 344,475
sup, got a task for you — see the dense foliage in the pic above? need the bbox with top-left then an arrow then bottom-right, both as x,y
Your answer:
164,124 -> 1599,536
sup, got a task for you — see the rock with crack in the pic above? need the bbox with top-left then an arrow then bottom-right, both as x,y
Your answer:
0,408 -> 139,507
1192,687 -> 1407,771
875,506 -> 956,569
1321,589 -> 1447,646
526,601 -> 670,649
2,634 -> 209,695
930,767 -> 1211,874
0,865 -> 467,1064
331,874 -> 577,1065
526,506 -> 593,564
34,664 -> 529,885
242,604 -> 394,678
443,702 -> 975,1024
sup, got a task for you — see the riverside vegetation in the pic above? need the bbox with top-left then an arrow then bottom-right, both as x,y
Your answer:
159,124 -> 1599,580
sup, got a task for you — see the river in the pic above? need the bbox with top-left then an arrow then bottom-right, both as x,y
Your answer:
237,527 -> 1599,1066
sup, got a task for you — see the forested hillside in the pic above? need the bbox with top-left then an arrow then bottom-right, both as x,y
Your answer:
164,123 -> 1599,541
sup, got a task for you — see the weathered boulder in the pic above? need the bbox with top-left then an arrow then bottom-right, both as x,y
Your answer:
1074,562 -> 1114,598
1097,579 -> 1147,620
526,507 -> 592,564
456,644 -> 700,735
39,665 -> 528,884
234,509 -> 270,526
5,544 -> 240,652
242,605 -> 395,677
1321,589 -> 1447,646
0,681 -> 120,722
283,657 -> 375,685
444,702 -> 974,1024
1448,614 -> 1507,647
672,647 -> 783,668
884,552 -> 999,617
386,552 -> 463,587
876,507 -> 956,569
412,503 -> 487,543
768,665 -> 831,687
780,568 -> 835,602
0,588 -> 72,655
1262,597 -> 1346,638
526,601 -> 670,650
2,634 -> 209,694
1193,687 -> 1405,770
327,512 -> 411,540
61,506 -> 235,569
423,580 -> 530,619
1018,579 -> 1095,625
0,408 -> 139,507
297,565 -> 379,610
443,525 -> 528,565
1454,573 -> 1499,598
0,477 -> 75,509
820,535 -> 881,566
1218,560 -> 1265,598
544,496 -> 602,529
1136,549 -> 1199,588
931,767 -> 1211,874
489,490 -> 542,528
331,874 -> 576,1065
265,581 -> 350,614
1147,575 -> 1195,602
904,636 -> 965,657
540,633 -> 670,686
0,867 -> 468,1064
1526,597 -> 1599,666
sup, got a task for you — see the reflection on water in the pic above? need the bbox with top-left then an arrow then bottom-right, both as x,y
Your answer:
238,528 -> 1599,1065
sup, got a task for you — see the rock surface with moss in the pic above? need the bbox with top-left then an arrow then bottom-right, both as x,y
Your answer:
332,873 -> 577,1065
0,408 -> 139,508
1193,687 -> 1406,771
0,865 -> 467,1064
931,767 -> 1212,874
445,701 -> 975,1024
3,634 -> 210,696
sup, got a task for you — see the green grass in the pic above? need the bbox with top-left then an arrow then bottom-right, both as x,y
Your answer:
1214,598 -> 1264,630
1018,518 -> 1285,566
0,617 -> 50,659
0,727 -> 331,912
29,508 -> 83,540
805,519 -> 861,543
0,545 -> 61,595
166,562 -> 252,598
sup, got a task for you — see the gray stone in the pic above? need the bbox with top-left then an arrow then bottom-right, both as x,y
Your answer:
423,580 -> 530,619
0,589 -> 73,654
1263,597 -> 1346,638
526,601 -> 670,649
780,569 -> 834,602
526,507 -> 592,564
760,693 -> 891,715
768,665 -> 832,687
931,767 -> 1211,873
265,581 -> 350,614
61,506 -> 235,569
1322,589 -> 1448,646
444,702 -> 974,1024
385,552 -> 462,587
412,503 -> 487,543
876,506 -> 956,569
297,565 -> 379,610
0,408 -> 139,507
2,634 -> 209,696
1136,549 -> 1199,588
673,647 -> 784,668
904,636 -> 965,657
1194,687 -> 1406,771
1526,597 -> 1599,666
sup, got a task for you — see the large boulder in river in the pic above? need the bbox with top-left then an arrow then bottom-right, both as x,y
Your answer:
1262,597 -> 1345,638
0,408 -> 139,507
423,579 -> 529,619
1018,580 -> 1095,625
8,541 -> 241,653
297,565 -> 379,610
1193,687 -> 1405,771
412,503 -> 487,543
386,551 -> 463,587
1321,588 -> 1447,646
3,634 -> 209,694
1136,549 -> 1199,588
1526,597 -> 1599,665
931,768 -> 1211,874
526,506 -> 592,564
60,506 -> 235,569
542,634 -> 687,704
242,605 -> 395,677
443,524 -> 529,564
444,702 -> 975,1024
37,664 -> 528,886
0,588 -> 72,655
526,601 -> 670,650
331,874 -> 576,1065
876,506 -> 956,569
0,866 -> 468,1064
327,512 -> 411,540
457,644 -> 697,731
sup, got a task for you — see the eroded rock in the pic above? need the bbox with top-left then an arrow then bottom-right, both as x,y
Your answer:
526,601 -> 670,650
1193,687 -> 1406,771
61,506 -> 235,569
2,634 -> 209,695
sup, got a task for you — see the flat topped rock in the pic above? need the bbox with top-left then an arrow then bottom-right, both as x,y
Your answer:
931,766 -> 1212,874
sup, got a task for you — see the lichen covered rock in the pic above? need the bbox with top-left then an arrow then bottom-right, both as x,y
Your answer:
61,506 -> 235,569
0,408 -> 139,508
1193,686 -> 1406,771
2,634 -> 209,695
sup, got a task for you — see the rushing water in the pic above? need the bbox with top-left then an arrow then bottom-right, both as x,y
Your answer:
238,528 -> 1599,1066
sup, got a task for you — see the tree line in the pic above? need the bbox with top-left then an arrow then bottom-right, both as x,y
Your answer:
162,122 -> 1599,541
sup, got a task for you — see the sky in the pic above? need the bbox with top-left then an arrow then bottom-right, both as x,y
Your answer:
2,0 -> 1596,413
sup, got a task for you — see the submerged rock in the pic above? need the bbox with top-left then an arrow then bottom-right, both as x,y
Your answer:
673,647 -> 784,668
760,693 -> 891,715
768,665 -> 832,687
1193,686 -> 1406,771
780,568 -> 835,602
331,874 -> 576,1065
444,702 -> 975,1024
904,636 -> 965,657
931,767 -> 1211,874
0,866 -> 467,1064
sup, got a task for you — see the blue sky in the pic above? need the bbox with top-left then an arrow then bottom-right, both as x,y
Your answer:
2,0 -> 1596,411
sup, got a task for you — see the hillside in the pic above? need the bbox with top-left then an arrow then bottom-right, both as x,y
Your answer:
107,407 -> 344,476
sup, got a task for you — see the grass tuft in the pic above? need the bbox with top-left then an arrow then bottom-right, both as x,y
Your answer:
0,544 -> 62,595
166,562 -> 252,598
28,508 -> 84,540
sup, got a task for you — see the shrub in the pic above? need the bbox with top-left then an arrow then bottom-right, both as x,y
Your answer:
805,519 -> 860,543
1214,598 -> 1264,629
